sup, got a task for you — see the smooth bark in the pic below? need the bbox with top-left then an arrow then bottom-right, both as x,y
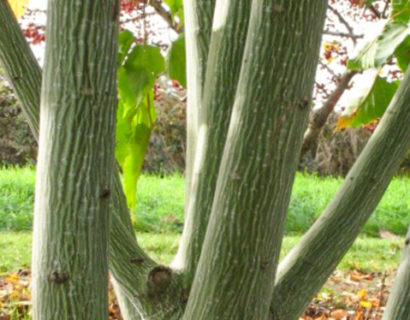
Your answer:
272,65 -> 410,320
183,1 -> 328,319
31,0 -> 119,318
173,0 -> 252,285
382,227 -> 410,320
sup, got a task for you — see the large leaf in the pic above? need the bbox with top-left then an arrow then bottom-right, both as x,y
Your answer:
116,42 -> 164,209
116,92 -> 155,209
348,20 -> 410,70
391,0 -> 410,22
394,35 -> 410,71
166,34 -> 186,88
118,30 -> 135,66
7,0 -> 29,18
337,75 -> 400,129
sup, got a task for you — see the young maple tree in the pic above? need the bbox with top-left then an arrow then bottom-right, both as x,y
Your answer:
0,0 -> 409,319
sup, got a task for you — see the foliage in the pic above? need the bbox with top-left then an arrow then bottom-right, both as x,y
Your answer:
116,31 -> 165,209
166,34 -> 186,88
340,0 -> 410,128
337,74 -> 400,129
163,0 -> 184,25
116,27 -> 186,208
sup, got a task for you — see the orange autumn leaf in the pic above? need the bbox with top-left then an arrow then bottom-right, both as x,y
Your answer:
7,0 -> 30,18
330,309 -> 348,319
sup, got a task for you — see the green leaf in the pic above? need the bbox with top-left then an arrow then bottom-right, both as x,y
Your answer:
116,92 -> 155,209
116,41 -> 164,209
118,30 -> 135,66
166,34 -> 186,87
394,35 -> 410,71
163,0 -> 183,17
337,75 -> 400,129
391,0 -> 410,22
348,20 -> 410,70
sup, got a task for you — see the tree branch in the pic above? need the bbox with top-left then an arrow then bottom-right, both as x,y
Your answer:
148,0 -> 182,33
181,0 -> 216,239
301,70 -> 357,157
382,226 -> 410,319
271,65 -> 410,320
173,0 -> 252,287
327,5 -> 362,43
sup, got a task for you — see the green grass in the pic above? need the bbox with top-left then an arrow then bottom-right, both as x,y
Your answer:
0,231 -> 404,273
1,167 -> 408,236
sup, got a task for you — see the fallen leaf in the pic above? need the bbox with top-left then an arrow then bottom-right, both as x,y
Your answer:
330,309 -> 347,319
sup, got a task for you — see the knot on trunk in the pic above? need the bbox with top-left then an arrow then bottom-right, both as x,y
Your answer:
49,270 -> 70,284
147,265 -> 172,295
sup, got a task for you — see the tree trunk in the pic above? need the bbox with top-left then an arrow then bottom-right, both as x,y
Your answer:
173,0 -> 252,286
183,0 -> 215,209
0,3 -> 185,319
182,1 -> 328,319
271,65 -> 410,320
31,0 -> 119,318
382,226 -> 410,320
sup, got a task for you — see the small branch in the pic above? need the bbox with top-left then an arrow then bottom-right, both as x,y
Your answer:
382,0 -> 390,19
368,4 -> 382,19
323,30 -> 364,40
328,5 -> 360,44
319,60 -> 340,80
148,0 -> 182,33
301,70 -> 357,157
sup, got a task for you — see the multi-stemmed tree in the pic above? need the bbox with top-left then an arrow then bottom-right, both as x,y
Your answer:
0,0 -> 409,319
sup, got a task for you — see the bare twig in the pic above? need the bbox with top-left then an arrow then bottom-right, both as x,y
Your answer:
368,4 -> 382,18
328,5 -> 360,44
382,0 -> 390,19
323,30 -> 364,40
319,60 -> 340,80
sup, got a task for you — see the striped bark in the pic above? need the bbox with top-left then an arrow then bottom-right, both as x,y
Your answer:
31,0 -> 119,318
272,65 -> 410,320
173,0 -> 252,285
182,1 -> 328,319
183,0 -> 216,212
0,1 -> 183,319
382,226 -> 410,320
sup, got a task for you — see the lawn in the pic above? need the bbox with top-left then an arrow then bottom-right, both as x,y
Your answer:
0,231 -> 404,274
0,167 -> 408,319
0,167 -> 409,236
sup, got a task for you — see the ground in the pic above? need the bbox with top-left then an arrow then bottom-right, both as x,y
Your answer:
0,170 -> 408,319
0,232 -> 405,319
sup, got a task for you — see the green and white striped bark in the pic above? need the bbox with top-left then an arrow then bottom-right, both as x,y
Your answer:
173,0 -> 252,285
272,65 -> 410,320
0,0 -> 41,136
382,227 -> 410,320
183,0 -> 215,211
31,0 -> 119,319
183,1 -> 328,319
0,2 -> 185,319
